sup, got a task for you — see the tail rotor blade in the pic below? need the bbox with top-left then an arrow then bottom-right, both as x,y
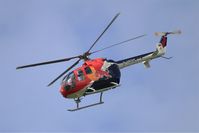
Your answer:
155,32 -> 165,36
170,30 -> 182,35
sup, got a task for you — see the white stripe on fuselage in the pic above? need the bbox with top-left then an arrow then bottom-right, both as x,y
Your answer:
117,49 -> 165,69
66,81 -> 94,99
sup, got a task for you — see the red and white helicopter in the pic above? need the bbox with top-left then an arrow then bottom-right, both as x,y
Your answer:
16,13 -> 181,111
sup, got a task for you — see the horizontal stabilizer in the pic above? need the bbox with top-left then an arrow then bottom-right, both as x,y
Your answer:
143,61 -> 150,68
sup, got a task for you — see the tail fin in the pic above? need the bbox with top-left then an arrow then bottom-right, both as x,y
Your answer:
159,36 -> 167,48
155,30 -> 181,53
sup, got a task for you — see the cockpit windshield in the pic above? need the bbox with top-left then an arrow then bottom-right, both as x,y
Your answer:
62,72 -> 75,85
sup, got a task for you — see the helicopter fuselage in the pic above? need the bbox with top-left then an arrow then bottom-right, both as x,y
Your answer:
59,58 -> 121,98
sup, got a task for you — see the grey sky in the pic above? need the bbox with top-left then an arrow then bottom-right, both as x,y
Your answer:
0,0 -> 198,132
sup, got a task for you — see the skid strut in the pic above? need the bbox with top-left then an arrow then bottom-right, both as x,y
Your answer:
100,92 -> 103,102
68,92 -> 104,112
75,97 -> 81,108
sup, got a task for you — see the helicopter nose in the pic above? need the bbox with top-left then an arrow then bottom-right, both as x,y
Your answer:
60,86 -> 67,98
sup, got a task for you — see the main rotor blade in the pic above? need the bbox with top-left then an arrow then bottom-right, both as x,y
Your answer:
16,56 -> 80,69
90,34 -> 146,54
47,58 -> 81,86
87,13 -> 120,53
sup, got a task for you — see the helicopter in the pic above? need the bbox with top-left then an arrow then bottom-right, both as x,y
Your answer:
16,13 -> 181,111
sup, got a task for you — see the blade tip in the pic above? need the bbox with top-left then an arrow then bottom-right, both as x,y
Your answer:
154,32 -> 159,36
177,30 -> 182,34
16,67 -> 21,70
47,83 -> 52,87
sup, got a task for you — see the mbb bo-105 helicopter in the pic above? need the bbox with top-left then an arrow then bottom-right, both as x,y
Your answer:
16,13 -> 181,111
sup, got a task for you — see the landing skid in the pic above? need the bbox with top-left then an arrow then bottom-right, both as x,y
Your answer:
68,102 -> 104,112
68,92 -> 104,112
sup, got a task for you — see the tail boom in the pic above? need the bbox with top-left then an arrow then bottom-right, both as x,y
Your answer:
116,50 -> 164,69
116,30 -> 181,69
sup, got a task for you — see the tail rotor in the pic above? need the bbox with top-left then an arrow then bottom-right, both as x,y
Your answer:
155,30 -> 181,36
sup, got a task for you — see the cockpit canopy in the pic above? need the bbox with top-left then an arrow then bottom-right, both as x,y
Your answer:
62,72 -> 76,90
61,66 -> 94,91
62,72 -> 75,84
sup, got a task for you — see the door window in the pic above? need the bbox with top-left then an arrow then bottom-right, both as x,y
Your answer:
77,69 -> 85,81
85,67 -> 92,74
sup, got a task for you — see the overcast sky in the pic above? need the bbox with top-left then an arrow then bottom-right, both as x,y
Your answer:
0,0 -> 198,132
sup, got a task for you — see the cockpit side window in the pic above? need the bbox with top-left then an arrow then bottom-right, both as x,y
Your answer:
77,69 -> 85,81
85,67 -> 92,74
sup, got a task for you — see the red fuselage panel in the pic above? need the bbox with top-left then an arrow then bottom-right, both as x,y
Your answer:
60,58 -> 107,98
